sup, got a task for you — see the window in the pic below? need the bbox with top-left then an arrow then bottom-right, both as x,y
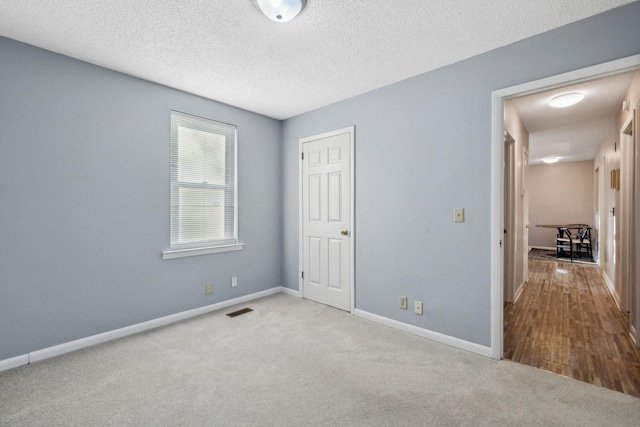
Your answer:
163,111 -> 242,259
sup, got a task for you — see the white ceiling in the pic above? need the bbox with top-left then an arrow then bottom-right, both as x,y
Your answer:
510,72 -> 635,165
0,0 -> 635,120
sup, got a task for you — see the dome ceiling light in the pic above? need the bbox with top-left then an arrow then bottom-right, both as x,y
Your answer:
256,0 -> 307,23
543,157 -> 560,164
548,92 -> 584,108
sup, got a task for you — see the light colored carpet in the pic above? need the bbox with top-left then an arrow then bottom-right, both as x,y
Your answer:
1,293 -> 639,426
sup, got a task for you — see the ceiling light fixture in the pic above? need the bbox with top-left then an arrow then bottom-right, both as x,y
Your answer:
543,157 -> 560,164
256,0 -> 307,23
548,92 -> 584,108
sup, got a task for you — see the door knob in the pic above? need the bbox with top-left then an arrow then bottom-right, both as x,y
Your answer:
341,230 -> 349,236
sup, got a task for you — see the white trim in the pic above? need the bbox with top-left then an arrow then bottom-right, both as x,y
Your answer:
630,325 -> 637,345
619,114 -> 634,315
491,54 -> 640,361
0,354 -> 29,372
530,246 -> 555,251
490,89 -> 504,359
280,286 -> 301,298
495,55 -> 640,102
298,126 -> 356,313
349,128 -> 355,313
354,309 -> 493,358
1,286 -> 284,371
603,270 -> 620,309
3,285 -> 508,372
503,131 -> 516,304
298,136 -> 304,295
162,243 -> 244,259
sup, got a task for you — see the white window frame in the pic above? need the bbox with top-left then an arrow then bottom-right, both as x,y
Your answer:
162,111 -> 243,260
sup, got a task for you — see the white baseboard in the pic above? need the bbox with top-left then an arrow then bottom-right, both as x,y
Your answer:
602,271 -> 620,309
353,309 -> 493,358
2,287 -> 495,372
0,354 -> 29,372
279,286 -> 301,298
2,286 -> 286,372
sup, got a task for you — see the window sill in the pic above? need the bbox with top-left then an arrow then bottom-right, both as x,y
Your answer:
162,243 -> 244,260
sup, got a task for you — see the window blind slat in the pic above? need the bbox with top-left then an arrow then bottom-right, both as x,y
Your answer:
170,111 -> 237,249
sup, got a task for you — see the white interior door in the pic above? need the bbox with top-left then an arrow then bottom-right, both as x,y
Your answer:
301,127 -> 353,312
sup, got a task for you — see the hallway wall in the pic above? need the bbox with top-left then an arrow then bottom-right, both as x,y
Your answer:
504,100 -> 530,297
594,71 -> 640,310
528,161 -> 594,248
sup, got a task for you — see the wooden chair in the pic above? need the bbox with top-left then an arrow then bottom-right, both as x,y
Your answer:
556,228 -> 573,261
572,227 -> 593,261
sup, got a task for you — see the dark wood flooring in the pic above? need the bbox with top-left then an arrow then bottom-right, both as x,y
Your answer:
504,251 -> 640,397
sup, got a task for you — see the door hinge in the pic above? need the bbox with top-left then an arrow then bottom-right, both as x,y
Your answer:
301,152 -> 304,160
301,271 -> 304,279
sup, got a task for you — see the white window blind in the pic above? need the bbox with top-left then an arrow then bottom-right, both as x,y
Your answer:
170,111 -> 237,249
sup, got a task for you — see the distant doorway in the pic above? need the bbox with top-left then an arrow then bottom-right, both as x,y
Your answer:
490,54 -> 640,358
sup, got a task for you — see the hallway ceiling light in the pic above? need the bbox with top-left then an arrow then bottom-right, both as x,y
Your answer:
256,0 -> 307,23
548,92 -> 584,108
543,157 -> 560,164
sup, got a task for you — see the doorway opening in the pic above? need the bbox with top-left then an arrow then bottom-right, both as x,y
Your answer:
491,54 -> 640,395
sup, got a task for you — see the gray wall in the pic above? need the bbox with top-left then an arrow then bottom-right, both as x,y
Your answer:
0,38 -> 283,360
282,2 -> 640,346
2,3 -> 640,361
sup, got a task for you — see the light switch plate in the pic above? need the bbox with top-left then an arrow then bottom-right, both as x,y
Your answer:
399,295 -> 408,310
454,208 -> 464,223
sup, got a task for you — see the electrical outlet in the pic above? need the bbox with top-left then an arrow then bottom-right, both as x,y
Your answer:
414,301 -> 423,315
454,208 -> 464,223
399,295 -> 408,310
205,283 -> 213,295
231,276 -> 238,288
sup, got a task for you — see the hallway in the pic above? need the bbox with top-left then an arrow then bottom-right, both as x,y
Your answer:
504,252 -> 640,397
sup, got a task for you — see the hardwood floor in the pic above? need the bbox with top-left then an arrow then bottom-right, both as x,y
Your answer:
504,252 -> 640,397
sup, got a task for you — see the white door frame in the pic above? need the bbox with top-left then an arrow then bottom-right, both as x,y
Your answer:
522,146 -> 530,287
596,162 -> 605,265
503,131 -> 516,303
619,115 -> 634,315
490,54 -> 640,359
298,126 -> 356,313
635,101 -> 640,341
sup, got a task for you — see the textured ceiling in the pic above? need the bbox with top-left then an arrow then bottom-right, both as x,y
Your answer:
0,0 -> 635,119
